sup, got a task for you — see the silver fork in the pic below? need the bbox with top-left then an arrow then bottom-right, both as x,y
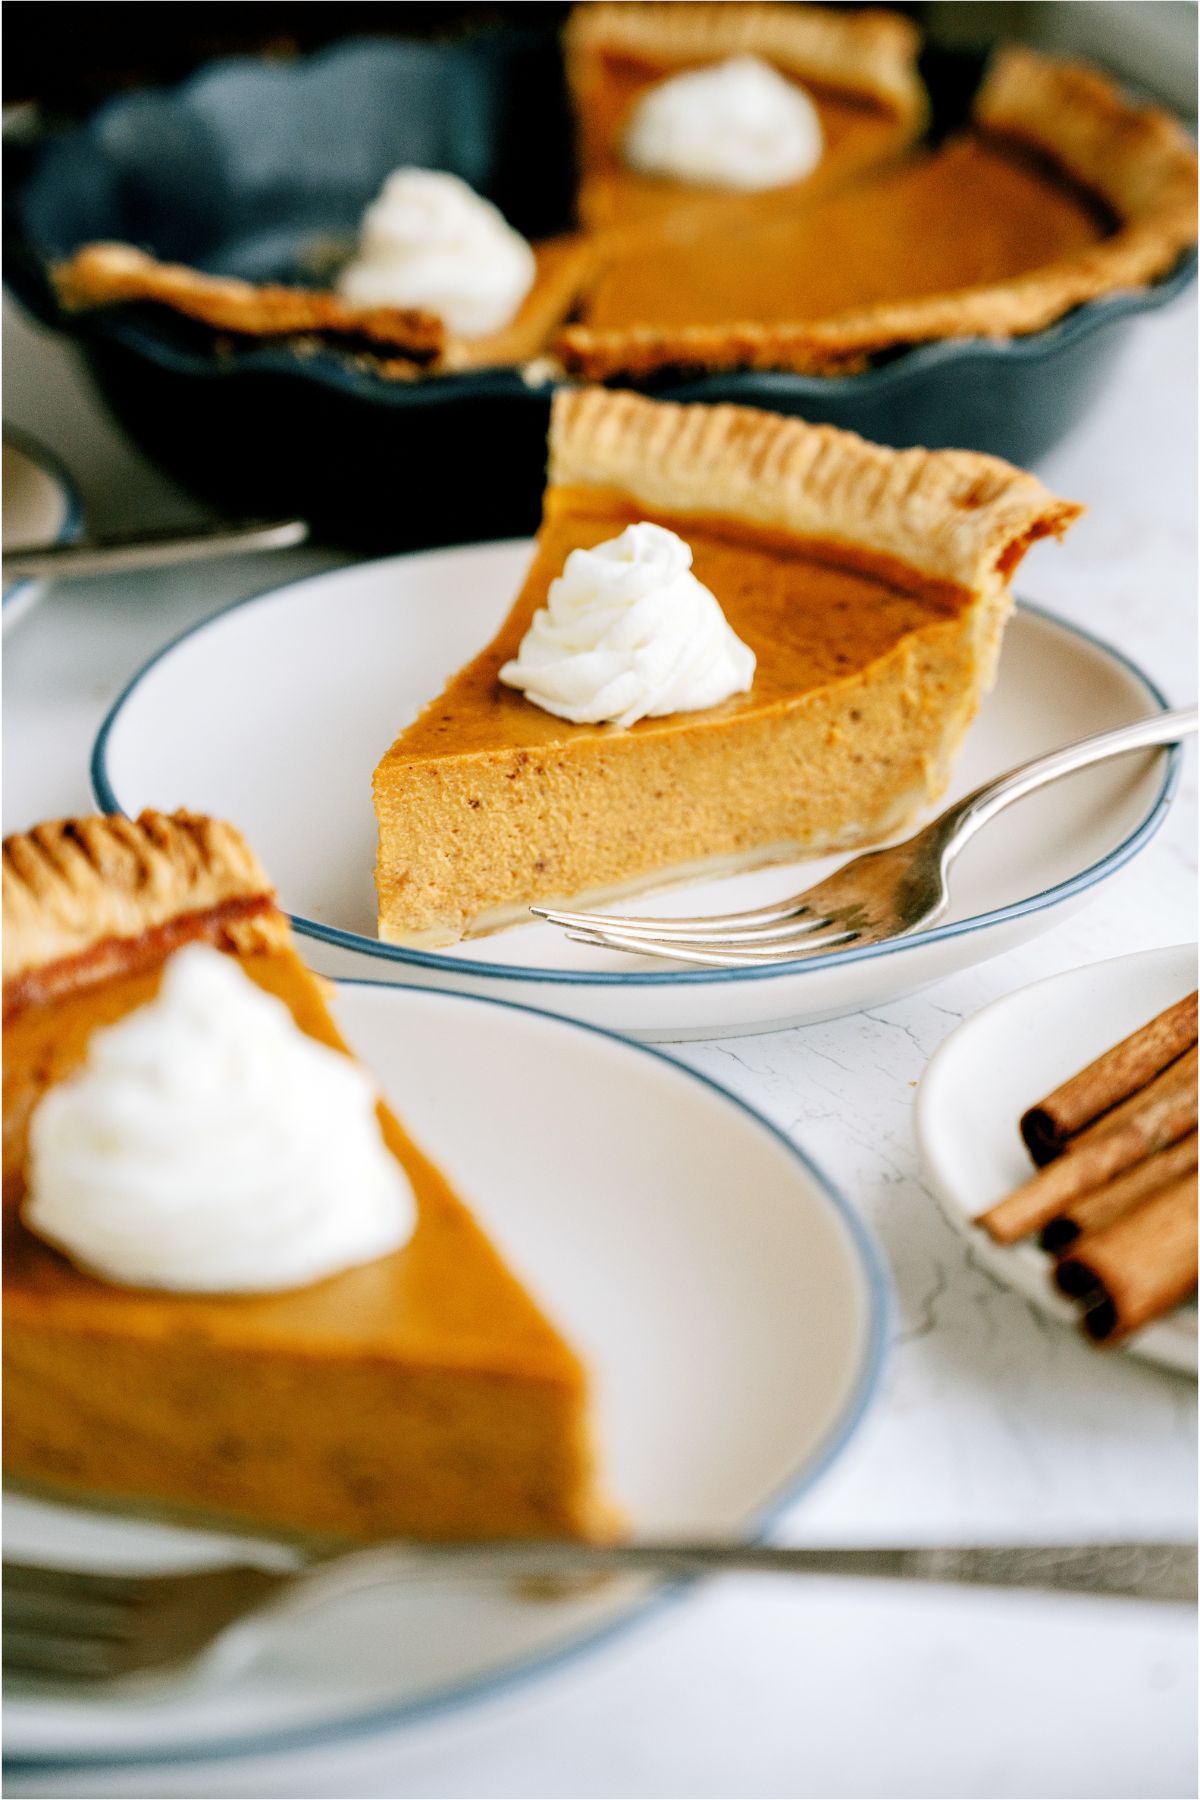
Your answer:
5,1541 -> 1195,1685
533,709 -> 1197,967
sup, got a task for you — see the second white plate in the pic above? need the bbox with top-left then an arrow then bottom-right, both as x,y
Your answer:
915,944 -> 1197,1374
93,541 -> 1178,1040
5,980 -> 886,1768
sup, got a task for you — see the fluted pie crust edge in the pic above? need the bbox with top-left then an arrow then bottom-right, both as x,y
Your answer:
2,811 -> 289,988
548,387 -> 1083,589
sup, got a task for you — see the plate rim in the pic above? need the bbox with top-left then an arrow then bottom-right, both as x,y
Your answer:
89,547 -> 1180,990
913,943 -> 1198,1373
2,972 -> 892,1771
2,427 -> 85,613
5,974 -> 891,1773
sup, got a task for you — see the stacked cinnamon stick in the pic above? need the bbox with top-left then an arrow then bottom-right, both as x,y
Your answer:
977,992 -> 1198,1345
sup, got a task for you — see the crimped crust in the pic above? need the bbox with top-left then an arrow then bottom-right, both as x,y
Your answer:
3,812 -> 286,985
548,388 -> 1082,590
559,46 -> 1198,382
55,244 -> 446,359
977,45 -> 1197,227
565,2 -> 927,120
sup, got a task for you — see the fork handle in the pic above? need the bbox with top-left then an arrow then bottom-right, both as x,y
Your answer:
0,518 -> 309,582
937,706 -> 1197,858
292,1540 -> 1196,1605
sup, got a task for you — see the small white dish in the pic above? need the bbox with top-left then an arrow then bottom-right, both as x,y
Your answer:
915,945 -> 1197,1375
92,541 -> 1179,1041
3,433 -> 83,628
4,979 -> 887,1769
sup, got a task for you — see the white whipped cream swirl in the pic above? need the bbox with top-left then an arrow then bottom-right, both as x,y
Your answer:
337,167 -> 535,337
623,55 -> 824,191
25,945 -> 416,1293
499,521 -> 755,728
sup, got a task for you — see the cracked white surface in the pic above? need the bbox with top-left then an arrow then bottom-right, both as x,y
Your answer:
3,290 -> 1196,1798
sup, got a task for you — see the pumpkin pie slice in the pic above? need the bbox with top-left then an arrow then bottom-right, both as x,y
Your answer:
566,1 -> 929,240
3,811 -> 613,1541
373,388 -> 1081,947
562,45 -> 1199,380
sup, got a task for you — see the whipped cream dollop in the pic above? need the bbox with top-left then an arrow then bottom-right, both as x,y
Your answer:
499,521 -> 755,728
25,945 -> 416,1293
336,167 -> 535,337
623,55 -> 824,191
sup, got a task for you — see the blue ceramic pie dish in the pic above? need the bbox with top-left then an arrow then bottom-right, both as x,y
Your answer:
5,31 -> 1195,549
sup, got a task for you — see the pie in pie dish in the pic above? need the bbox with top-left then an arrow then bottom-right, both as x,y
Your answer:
561,34 -> 1200,380
3,811 -> 613,1540
47,13 -> 1196,386
373,388 -> 1081,947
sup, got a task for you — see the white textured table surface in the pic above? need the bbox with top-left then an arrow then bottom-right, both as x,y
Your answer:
4,291 -> 1197,1800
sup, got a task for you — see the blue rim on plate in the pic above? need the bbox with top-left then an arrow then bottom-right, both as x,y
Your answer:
2,427 -> 84,614
90,580 -> 1179,991
4,976 -> 892,1774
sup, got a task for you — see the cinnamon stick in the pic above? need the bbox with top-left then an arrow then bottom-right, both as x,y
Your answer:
1040,1131 -> 1199,1252
1021,992 -> 1197,1164
1052,1175 -> 1199,1344
978,1045 -> 1198,1244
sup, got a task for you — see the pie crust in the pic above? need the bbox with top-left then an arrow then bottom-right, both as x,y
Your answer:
54,236 -> 595,376
565,2 -> 927,120
3,811 -> 282,982
559,45 -> 1199,380
373,387 -> 1080,945
54,244 -> 445,358
549,386 -> 1081,591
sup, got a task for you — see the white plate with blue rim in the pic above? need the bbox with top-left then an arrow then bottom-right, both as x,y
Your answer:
4,978 -> 888,1770
92,541 -> 1181,1041
915,944 -> 1197,1376
3,432 -> 83,629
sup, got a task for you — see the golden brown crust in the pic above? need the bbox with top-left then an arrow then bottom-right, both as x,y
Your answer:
3,812 -> 287,984
565,3 -> 927,120
53,237 -> 596,375
54,244 -> 447,358
976,45 -> 1197,229
548,388 -> 1082,590
558,46 -> 1198,381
